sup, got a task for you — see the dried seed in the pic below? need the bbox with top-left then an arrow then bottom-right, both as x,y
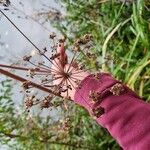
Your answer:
92,107 -> 105,118
93,73 -> 100,80
74,80 -> 82,89
28,69 -> 36,78
75,39 -> 83,45
79,64 -> 85,70
50,53 -> 60,60
67,85 -> 72,90
23,55 -> 32,61
39,48 -> 47,55
59,36 -> 66,43
72,46 -> 80,52
40,96 -> 53,109
25,96 -> 34,109
89,90 -> 101,103
110,83 -> 124,96
22,81 -> 31,90
0,0 -> 11,7
86,52 -> 96,59
83,34 -> 93,40
49,32 -> 56,39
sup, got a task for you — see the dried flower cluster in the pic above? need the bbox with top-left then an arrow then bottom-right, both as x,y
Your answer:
0,31 -> 94,112
73,34 -> 94,58
88,81 -> 125,118
92,107 -> 105,118
0,4 -> 114,114
110,83 -> 124,96
89,90 -> 102,103
0,0 -> 10,7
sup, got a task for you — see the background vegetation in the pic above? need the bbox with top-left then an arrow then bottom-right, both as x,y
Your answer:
0,0 -> 150,149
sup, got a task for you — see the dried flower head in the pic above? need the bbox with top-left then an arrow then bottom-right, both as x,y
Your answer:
92,106 -> 105,118
0,0 -> 10,7
0,22 -> 95,112
49,32 -> 56,39
93,73 -> 100,80
25,95 -> 35,109
110,83 -> 124,96
23,55 -> 32,61
22,81 -> 32,90
89,90 -> 102,103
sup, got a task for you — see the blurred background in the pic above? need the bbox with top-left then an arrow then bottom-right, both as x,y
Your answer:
0,0 -> 150,149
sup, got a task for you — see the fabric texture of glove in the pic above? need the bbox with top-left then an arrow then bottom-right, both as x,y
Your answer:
74,73 -> 150,150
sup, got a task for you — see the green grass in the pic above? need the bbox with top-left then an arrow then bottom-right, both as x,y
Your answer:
53,0 -> 150,149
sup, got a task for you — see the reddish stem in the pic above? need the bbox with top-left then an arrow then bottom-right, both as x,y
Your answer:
0,68 -> 63,98
0,64 -> 48,72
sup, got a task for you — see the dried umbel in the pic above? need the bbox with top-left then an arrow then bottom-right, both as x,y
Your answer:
40,95 -> 53,110
93,73 -> 100,80
25,96 -> 35,109
89,90 -> 102,103
74,34 -> 93,47
0,33 -> 94,109
0,0 -> 10,7
0,9 -> 111,113
92,106 -> 105,118
110,83 -> 124,96
0,29 -> 94,112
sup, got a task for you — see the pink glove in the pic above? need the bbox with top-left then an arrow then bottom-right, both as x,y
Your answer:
75,73 -> 150,150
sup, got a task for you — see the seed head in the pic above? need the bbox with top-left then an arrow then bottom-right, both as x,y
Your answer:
23,55 -> 32,61
25,96 -> 35,109
22,81 -> 31,90
93,73 -> 100,80
49,32 -> 56,39
110,83 -> 124,96
40,96 -> 53,109
92,107 -> 105,118
89,90 -> 102,103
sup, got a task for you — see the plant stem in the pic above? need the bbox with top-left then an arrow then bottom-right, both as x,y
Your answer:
0,68 -> 63,98
0,64 -> 48,72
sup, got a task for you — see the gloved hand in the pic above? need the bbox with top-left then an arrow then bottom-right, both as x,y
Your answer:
51,42 -> 89,100
52,41 -> 150,150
